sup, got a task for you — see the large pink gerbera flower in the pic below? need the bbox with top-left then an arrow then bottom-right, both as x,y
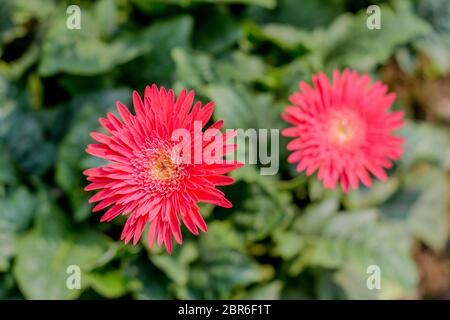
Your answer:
84,85 -> 242,253
282,69 -> 404,192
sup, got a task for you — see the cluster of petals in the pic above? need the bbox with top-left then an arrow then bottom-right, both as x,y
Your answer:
84,85 -> 242,253
84,69 -> 405,253
282,69 -> 404,192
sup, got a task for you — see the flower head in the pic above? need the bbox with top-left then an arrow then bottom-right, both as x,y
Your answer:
84,85 -> 242,253
282,69 -> 404,192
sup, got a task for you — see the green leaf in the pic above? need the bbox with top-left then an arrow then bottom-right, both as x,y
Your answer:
246,0 -> 344,30
325,1 -> 431,71
206,84 -> 278,129
55,89 -> 130,221
277,208 -> 418,299
0,109 -> 56,176
0,0 -> 53,46
183,222 -> 272,299
0,143 -> 17,186
380,167 -> 449,251
244,22 -> 314,50
234,281 -> 283,299
39,4 -> 151,76
227,167 -> 292,242
0,186 -> 36,271
124,257 -> 171,300
173,48 -> 274,91
193,6 -> 242,54
13,191 -> 116,299
343,176 -> 400,210
0,187 -> 35,231
149,243 -> 198,286
216,51 -> 275,86
273,195 -> 339,259
123,15 -> 193,86
148,0 -> 275,9
172,48 -> 217,91
86,270 -> 138,298
398,121 -> 450,169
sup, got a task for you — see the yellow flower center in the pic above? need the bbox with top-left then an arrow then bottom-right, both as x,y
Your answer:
149,151 -> 179,181
327,110 -> 364,148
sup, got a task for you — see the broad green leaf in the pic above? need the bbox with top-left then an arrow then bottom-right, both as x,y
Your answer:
183,222 -> 272,299
380,167 -> 449,251
124,257 -> 171,300
0,143 -> 17,186
86,270 -> 139,298
343,176 -> 400,210
13,188 -> 116,299
245,0 -> 344,30
0,109 -> 56,176
398,121 -> 450,169
244,22 -> 314,50
149,0 -> 275,9
14,229 -> 115,299
55,89 -> 130,221
173,48 -> 274,91
315,269 -> 346,300
39,4 -> 151,76
227,167 -> 292,242
234,281 -> 282,299
273,195 -> 339,259
206,84 -> 279,129
149,243 -> 198,286
277,208 -> 418,299
414,0 -> 450,75
0,0 -> 53,46
0,187 -> 34,271
172,48 -> 217,91
123,15 -> 193,87
193,6 -> 242,54
216,51 -> 275,86
325,1 -> 431,71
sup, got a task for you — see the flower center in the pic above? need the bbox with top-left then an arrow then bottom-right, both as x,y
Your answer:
131,139 -> 188,196
326,110 -> 364,148
149,151 -> 179,181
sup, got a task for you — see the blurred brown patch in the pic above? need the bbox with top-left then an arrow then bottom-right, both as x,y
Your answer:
380,59 -> 450,124
415,245 -> 450,299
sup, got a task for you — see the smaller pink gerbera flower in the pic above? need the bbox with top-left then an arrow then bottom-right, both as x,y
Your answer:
282,69 -> 404,192
84,85 -> 242,253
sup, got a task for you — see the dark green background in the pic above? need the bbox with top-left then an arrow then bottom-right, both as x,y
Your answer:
0,0 -> 449,299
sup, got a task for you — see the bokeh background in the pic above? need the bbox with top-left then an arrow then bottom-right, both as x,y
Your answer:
0,0 -> 449,300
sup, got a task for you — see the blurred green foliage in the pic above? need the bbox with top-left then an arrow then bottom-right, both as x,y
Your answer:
0,0 -> 449,300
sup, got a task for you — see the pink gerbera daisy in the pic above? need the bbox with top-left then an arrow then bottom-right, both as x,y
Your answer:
84,85 -> 242,253
282,69 -> 404,192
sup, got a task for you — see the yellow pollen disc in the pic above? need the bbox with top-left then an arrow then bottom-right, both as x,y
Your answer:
334,118 -> 355,144
327,110 -> 362,148
149,152 -> 178,181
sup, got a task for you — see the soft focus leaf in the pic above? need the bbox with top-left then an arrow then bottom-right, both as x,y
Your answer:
380,166 -> 449,251
399,121 -> 450,169
13,190 -> 116,299
0,187 -> 35,271
275,205 -> 418,299
86,270 -> 138,298
39,4 -> 151,76
0,0 -> 448,301
182,222 -> 272,299
325,1 -> 431,70
55,89 -> 130,221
